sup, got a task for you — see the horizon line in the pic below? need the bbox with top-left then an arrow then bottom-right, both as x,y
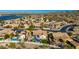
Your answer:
0,10 -> 77,13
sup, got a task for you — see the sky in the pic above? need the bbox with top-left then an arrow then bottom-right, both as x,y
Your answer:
0,10 -> 76,13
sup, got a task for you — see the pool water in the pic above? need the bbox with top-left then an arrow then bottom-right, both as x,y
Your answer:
11,37 -> 18,41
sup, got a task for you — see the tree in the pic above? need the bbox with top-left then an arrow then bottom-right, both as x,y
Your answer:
27,24 -> 35,36
4,34 -> 10,39
0,20 -> 5,26
10,33 -> 14,38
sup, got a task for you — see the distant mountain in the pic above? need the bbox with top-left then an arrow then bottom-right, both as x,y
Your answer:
0,10 -> 78,20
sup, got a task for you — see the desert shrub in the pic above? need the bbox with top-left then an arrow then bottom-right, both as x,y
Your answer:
8,43 -> 16,48
0,46 -> 6,49
41,39 -> 48,44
